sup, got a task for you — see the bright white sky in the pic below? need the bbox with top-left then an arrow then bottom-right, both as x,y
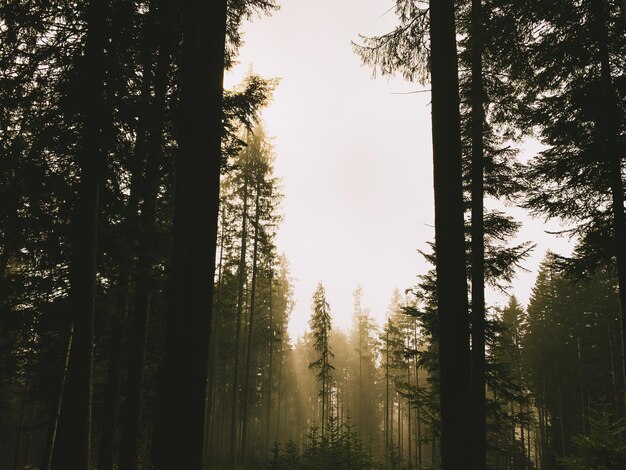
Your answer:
224,0 -> 575,340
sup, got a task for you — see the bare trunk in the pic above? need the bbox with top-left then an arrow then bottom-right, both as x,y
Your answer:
206,207 -> 227,461
151,0 -> 227,467
229,177 -> 249,465
265,275 -> 274,452
593,0 -> 626,416
429,0 -> 472,467
470,1 -> 486,469
241,182 -> 261,462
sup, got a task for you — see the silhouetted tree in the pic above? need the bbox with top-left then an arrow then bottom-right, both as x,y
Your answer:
51,1 -> 108,468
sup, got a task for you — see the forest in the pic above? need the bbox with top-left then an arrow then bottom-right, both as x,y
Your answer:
0,0 -> 625,469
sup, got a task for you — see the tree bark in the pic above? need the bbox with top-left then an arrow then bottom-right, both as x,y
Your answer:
429,0 -> 472,467
50,1 -> 107,468
151,0 -> 227,468
470,0 -> 486,469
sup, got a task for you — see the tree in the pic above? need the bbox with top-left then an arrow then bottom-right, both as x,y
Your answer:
469,0 -> 487,467
523,254 -> 623,467
349,286 -> 380,447
151,0 -> 228,468
51,1 -> 108,468
429,1 -> 472,467
516,0 -> 626,408
309,283 -> 335,437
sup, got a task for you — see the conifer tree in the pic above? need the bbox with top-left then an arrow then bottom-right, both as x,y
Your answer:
309,283 -> 335,438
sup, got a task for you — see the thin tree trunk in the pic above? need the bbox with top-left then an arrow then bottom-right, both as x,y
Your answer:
97,278 -> 131,470
12,385 -> 27,470
385,326 -> 390,464
470,0 -> 486,469
276,344 -> 283,440
429,0 -> 472,467
230,177 -> 249,465
322,369 -> 326,438
612,319 -> 626,418
51,1 -> 107,468
265,274 -> 274,452
415,325 -> 422,468
151,0 -> 227,467
206,206 -> 227,462
40,328 -> 72,470
408,361 -> 412,470
241,181 -> 261,462
520,400 -> 526,469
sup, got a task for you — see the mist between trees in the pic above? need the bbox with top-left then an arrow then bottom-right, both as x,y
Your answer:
0,0 -> 625,469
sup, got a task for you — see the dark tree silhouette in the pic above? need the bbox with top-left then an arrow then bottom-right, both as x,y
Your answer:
50,1 -> 108,469
469,0 -> 486,468
428,0 -> 472,468
151,0 -> 228,468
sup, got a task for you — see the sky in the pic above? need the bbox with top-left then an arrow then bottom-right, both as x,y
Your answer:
224,0 -> 575,340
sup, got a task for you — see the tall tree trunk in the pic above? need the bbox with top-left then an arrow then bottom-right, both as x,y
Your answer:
385,327 -> 390,464
206,206 -> 227,462
612,318 -> 626,418
265,274 -> 274,452
321,368 -> 326,438
414,324 -> 422,468
470,0 -> 486,469
51,1 -> 107,468
407,363 -> 412,470
241,181 -> 261,462
594,0 -> 626,417
276,344 -> 283,440
151,0 -> 227,468
429,0 -> 472,467
230,177 -> 249,465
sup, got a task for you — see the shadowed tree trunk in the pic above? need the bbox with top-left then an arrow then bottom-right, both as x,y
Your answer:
118,1 -> 174,468
241,181 -> 261,462
50,1 -> 108,468
230,175 -> 249,465
151,0 -> 227,468
40,328 -> 72,470
429,0 -> 472,468
265,273 -> 274,451
97,2 -> 149,466
205,206 -> 227,462
593,0 -> 626,416
470,0 -> 486,468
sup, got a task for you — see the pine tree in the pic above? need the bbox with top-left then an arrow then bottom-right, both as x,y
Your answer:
309,283 -> 335,438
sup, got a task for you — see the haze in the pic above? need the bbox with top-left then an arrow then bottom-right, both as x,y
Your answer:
225,0 -> 575,339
